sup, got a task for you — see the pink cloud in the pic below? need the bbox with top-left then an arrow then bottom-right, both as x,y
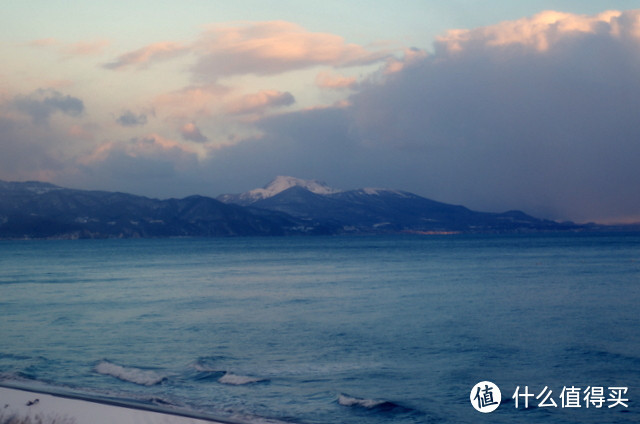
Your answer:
28,38 -> 110,57
104,41 -> 188,70
103,21 -> 393,78
191,21 -> 391,79
63,40 -> 110,56
381,48 -> 428,75
225,89 -> 295,115
180,122 -> 208,142
68,123 -> 96,140
28,38 -> 59,47
80,134 -> 199,166
435,9 -> 635,53
152,84 -> 230,118
315,71 -> 357,89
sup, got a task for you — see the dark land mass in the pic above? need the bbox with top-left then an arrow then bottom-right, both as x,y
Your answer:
0,180 -> 330,239
0,179 -> 609,239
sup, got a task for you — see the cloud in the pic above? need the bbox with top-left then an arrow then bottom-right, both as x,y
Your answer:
200,107 -> 360,193
116,110 -> 148,127
7,10 -> 640,223
104,21 -> 392,79
29,38 -> 110,57
380,48 -> 428,75
180,122 -> 208,142
201,9 -> 640,223
104,41 -> 188,70
80,134 -> 197,164
344,9 -> 640,223
28,38 -> 59,47
0,109 -> 72,182
68,123 -> 97,140
12,89 -> 84,124
225,90 -> 295,115
152,84 -> 231,119
69,134 -> 202,197
63,40 -> 110,57
191,21 -> 390,80
315,71 -> 357,89
434,9 -> 630,53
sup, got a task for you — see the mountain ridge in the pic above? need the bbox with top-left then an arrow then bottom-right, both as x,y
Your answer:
0,180 -> 330,239
0,177 -> 592,239
218,177 -> 582,234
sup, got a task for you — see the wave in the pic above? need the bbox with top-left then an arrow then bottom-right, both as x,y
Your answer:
94,360 -> 165,386
229,414 -> 299,424
338,394 -> 412,413
191,356 -> 227,373
338,394 -> 387,409
218,372 -> 265,385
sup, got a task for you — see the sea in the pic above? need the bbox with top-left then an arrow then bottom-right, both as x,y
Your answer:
0,233 -> 639,424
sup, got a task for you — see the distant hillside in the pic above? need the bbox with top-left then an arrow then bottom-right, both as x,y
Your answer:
0,180 -> 329,239
218,177 -> 582,234
0,177 -> 585,239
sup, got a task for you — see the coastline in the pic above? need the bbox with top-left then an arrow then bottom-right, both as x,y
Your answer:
0,383 -> 236,424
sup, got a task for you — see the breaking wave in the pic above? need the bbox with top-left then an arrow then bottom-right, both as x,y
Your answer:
218,372 -> 265,385
94,360 -> 166,386
338,394 -> 412,413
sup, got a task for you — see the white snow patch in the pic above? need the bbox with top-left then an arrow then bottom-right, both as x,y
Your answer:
245,176 -> 340,201
0,386 -> 219,424
362,188 -> 408,196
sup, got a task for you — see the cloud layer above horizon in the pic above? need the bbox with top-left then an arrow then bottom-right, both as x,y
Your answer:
1,9 -> 640,223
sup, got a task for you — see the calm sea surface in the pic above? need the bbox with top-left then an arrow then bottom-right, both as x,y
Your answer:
1,234 -> 639,423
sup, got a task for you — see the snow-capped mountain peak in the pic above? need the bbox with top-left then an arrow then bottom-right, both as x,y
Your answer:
255,176 -> 340,198
218,176 -> 341,205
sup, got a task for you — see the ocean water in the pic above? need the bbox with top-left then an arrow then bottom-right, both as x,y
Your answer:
0,233 -> 639,424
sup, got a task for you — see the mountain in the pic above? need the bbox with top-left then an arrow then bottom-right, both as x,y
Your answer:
217,176 -> 340,206
219,177 -> 581,234
0,180 -> 330,239
0,177 -> 584,239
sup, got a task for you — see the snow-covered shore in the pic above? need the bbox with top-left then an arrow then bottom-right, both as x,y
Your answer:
0,385 -> 229,424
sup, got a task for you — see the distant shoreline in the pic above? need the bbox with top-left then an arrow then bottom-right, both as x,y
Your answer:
1,225 -> 639,241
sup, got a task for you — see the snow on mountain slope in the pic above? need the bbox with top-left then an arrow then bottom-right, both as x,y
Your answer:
218,176 -> 341,205
256,176 -> 340,197
360,188 -> 410,197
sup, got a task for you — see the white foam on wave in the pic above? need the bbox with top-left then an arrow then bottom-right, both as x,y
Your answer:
338,394 -> 386,409
95,361 -> 165,386
218,372 -> 263,385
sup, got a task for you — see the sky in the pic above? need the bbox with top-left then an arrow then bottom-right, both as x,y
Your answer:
2,1 -> 640,223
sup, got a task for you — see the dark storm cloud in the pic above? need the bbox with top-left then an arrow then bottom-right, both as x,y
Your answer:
12,89 -> 84,124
